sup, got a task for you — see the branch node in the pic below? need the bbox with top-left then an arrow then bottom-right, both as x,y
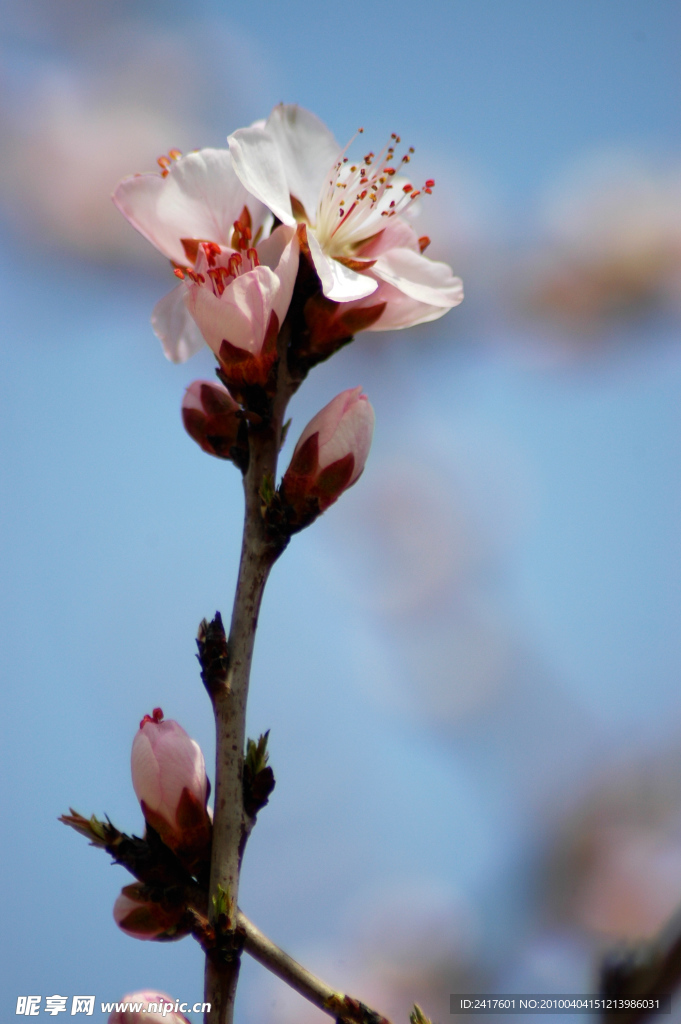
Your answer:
197,612 -> 230,698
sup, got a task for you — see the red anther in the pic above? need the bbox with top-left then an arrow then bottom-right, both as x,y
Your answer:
402,155 -> 411,163
201,242 -> 222,268
403,184 -> 413,193
425,179 -> 435,188
384,167 -> 396,175
173,268 -> 185,279
389,200 -> 396,207
168,149 -> 182,160
424,188 -> 432,195
409,147 -> 415,153
418,236 -> 431,253
359,190 -> 368,200
140,707 -> 165,728
208,268 -> 225,296
358,127 -> 364,133
228,253 -> 243,276
410,190 -> 420,199
247,247 -> 260,267
157,156 -> 171,171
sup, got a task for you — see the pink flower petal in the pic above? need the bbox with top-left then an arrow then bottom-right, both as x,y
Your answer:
151,285 -> 206,363
371,247 -> 464,307
113,149 -> 260,265
185,265 -> 281,356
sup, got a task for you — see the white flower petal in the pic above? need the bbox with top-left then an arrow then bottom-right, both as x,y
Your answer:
264,104 -> 341,221
228,126 -> 295,227
151,285 -> 206,362
307,231 -> 378,302
372,248 -> 464,307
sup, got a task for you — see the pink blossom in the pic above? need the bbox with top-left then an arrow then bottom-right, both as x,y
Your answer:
113,884 -> 189,942
181,380 -> 244,461
228,104 -> 463,324
131,708 -> 211,862
108,991 -> 190,1024
113,149 -> 297,363
183,223 -> 298,363
281,387 -> 374,527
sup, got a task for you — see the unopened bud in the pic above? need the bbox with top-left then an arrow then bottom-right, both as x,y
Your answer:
280,387 -> 374,530
113,884 -> 189,942
181,380 -> 247,465
108,991 -> 190,1023
131,708 -> 211,867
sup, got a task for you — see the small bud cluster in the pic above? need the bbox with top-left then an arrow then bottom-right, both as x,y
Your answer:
106,708 -> 212,942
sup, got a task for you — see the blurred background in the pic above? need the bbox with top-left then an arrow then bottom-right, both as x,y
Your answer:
2,1 -> 681,1021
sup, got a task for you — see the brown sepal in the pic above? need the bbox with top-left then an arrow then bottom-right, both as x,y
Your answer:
315,453 -> 355,507
287,432 -> 319,478
182,402 -> 248,466
140,792 -> 212,876
302,291 -> 387,363
217,310 -> 280,404
117,882 -> 191,941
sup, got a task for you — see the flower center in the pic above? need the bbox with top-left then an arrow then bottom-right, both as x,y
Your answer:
172,207 -> 261,298
312,132 -> 434,256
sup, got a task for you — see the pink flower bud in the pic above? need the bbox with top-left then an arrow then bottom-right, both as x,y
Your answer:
131,708 -> 211,866
280,387 -> 374,529
108,991 -> 190,1024
181,380 -> 246,463
113,884 -> 189,942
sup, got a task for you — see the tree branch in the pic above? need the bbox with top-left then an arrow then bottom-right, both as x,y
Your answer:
237,913 -> 394,1024
203,333 -> 294,1024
